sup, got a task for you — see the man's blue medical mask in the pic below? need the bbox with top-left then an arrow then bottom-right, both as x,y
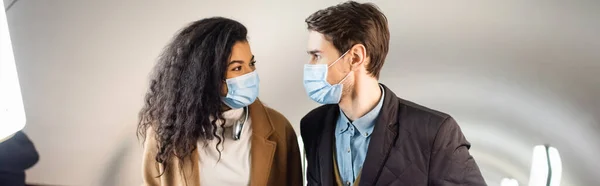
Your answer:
303,51 -> 352,104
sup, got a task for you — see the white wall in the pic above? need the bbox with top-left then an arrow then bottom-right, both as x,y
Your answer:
4,0 -> 600,185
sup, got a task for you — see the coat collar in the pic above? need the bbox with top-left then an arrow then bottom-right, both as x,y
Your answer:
248,99 -> 275,139
248,99 -> 277,186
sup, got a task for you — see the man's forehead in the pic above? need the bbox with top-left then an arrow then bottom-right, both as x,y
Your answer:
307,31 -> 330,52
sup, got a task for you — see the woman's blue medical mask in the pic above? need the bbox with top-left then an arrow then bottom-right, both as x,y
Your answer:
222,71 -> 260,109
303,51 -> 352,104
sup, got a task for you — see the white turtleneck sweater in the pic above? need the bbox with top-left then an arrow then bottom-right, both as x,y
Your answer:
198,108 -> 252,186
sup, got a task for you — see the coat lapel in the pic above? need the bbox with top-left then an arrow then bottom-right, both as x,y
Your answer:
358,84 -> 410,186
248,99 -> 277,186
184,149 -> 201,185
318,105 -> 339,185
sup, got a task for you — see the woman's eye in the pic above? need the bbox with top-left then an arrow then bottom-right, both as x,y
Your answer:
250,61 -> 257,66
233,66 -> 242,71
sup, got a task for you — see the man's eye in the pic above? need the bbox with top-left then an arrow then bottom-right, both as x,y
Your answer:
313,55 -> 321,60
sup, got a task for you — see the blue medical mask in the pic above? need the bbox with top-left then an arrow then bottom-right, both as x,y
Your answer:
303,51 -> 352,104
222,71 -> 260,109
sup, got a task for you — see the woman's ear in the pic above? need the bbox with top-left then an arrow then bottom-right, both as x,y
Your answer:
221,80 -> 228,96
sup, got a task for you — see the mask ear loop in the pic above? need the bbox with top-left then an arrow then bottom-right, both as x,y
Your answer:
327,50 -> 350,68
337,70 -> 353,84
331,50 -> 355,85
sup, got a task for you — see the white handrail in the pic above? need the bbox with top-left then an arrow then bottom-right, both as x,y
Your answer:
0,0 -> 27,141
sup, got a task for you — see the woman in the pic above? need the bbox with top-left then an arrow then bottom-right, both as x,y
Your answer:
137,17 -> 302,186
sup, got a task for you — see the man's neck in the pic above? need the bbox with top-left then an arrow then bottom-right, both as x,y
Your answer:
339,77 -> 382,121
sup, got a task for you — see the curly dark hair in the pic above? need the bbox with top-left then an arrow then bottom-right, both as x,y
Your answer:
137,17 -> 248,176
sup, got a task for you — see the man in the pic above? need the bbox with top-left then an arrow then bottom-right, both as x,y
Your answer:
300,1 -> 486,185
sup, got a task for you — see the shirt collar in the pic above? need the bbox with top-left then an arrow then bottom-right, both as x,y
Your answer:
336,85 -> 385,137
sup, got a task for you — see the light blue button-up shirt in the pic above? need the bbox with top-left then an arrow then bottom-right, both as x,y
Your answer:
335,85 -> 385,185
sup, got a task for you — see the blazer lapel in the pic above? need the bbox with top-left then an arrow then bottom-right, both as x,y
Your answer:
359,84 -> 410,186
318,105 -> 339,185
248,99 -> 277,186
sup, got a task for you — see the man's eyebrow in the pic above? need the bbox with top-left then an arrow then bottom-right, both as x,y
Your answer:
307,50 -> 321,55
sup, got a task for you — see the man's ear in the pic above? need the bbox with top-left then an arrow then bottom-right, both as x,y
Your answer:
349,44 -> 367,70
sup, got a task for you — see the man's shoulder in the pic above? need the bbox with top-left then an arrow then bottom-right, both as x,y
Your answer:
398,98 -> 449,118
396,97 -> 452,129
299,104 -> 336,137
381,84 -> 451,126
393,97 -> 460,149
301,104 -> 336,123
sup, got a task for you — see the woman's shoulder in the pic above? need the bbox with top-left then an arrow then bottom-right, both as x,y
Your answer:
260,105 -> 299,143
263,106 -> 288,122
141,126 -> 157,145
249,100 -> 296,138
263,106 -> 294,131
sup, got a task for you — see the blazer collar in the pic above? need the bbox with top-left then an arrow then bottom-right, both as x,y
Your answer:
359,83 -> 412,185
317,104 -> 339,185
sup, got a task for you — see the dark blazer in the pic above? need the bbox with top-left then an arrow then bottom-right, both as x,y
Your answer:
300,84 -> 486,186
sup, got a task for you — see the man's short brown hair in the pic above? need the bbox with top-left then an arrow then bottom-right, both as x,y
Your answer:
305,1 -> 390,78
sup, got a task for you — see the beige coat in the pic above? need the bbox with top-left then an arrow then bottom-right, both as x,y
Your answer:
142,99 -> 303,186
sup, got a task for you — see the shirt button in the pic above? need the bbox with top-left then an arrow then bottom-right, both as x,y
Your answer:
364,132 -> 369,136
346,181 -> 351,185
347,148 -> 350,153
